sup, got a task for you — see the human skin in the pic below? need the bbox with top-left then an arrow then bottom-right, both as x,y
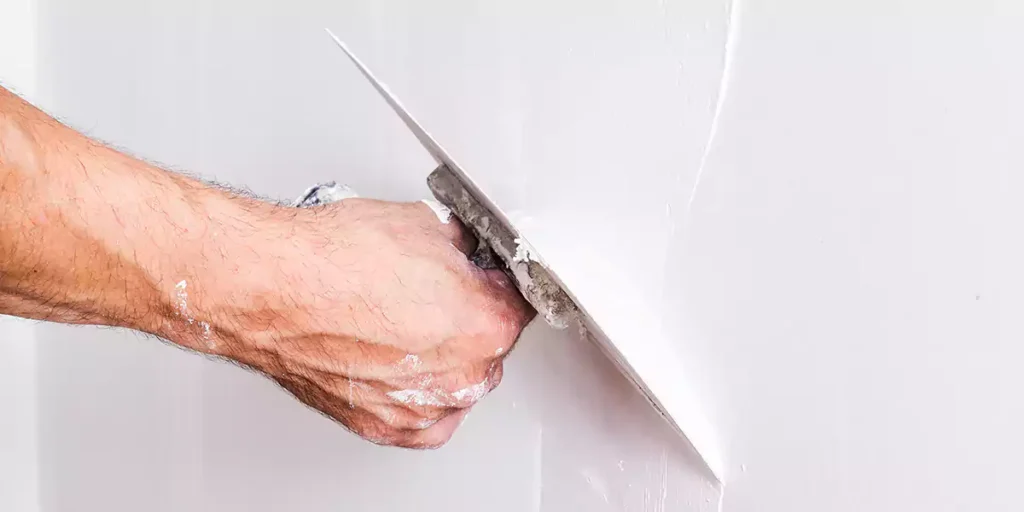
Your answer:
0,86 -> 533,448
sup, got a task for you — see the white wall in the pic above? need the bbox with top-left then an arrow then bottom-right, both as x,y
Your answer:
0,0 -> 41,509
672,2 -> 1024,510
0,317 -> 40,512
0,0 -> 37,100
23,0 -> 1024,511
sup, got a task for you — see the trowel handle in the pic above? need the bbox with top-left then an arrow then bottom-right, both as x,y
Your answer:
426,165 -> 575,328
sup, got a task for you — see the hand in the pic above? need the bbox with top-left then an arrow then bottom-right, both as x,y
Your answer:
0,85 -> 533,448
164,197 -> 534,448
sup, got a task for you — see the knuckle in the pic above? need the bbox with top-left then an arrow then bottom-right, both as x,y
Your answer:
355,424 -> 395,447
421,430 -> 456,450
389,434 -> 423,450
384,406 -> 447,431
489,367 -> 505,390
463,307 -> 510,341
445,367 -> 495,407
377,408 -> 410,429
394,427 -> 454,450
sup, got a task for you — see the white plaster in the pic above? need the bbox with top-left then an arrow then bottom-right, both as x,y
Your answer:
399,353 -> 422,370
415,418 -> 438,430
174,280 -> 193,325
420,199 -> 452,224
387,389 -> 447,408
512,237 -> 541,264
450,378 -> 490,404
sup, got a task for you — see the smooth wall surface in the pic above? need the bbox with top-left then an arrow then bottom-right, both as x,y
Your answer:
0,316 -> 39,512
0,0 -> 40,508
669,1 -> 1024,510
23,0 -> 1024,511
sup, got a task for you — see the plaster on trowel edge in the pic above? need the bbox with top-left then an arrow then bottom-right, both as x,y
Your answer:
325,28 -> 724,483
427,166 -> 576,328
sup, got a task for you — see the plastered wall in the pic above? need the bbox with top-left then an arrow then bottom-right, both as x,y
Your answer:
18,0 -> 1024,511
669,1 -> 1024,510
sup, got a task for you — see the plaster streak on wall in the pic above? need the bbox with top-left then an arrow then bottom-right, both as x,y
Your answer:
686,0 -> 742,214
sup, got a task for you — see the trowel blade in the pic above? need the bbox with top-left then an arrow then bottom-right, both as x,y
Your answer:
324,29 -> 509,229
324,29 -> 724,484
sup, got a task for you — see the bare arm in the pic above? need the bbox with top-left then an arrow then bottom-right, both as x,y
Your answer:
0,86 -> 532,447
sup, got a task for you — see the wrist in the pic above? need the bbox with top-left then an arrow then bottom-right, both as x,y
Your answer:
145,185 -> 263,353
148,186 -> 309,363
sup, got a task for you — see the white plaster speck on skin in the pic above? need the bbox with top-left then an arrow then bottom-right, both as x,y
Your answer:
387,389 -> 447,407
294,182 -> 359,206
400,354 -> 422,370
451,378 -> 490,403
420,199 -> 452,224
199,321 -> 215,350
174,280 -> 194,325
415,418 -> 438,430
388,376 -> 491,408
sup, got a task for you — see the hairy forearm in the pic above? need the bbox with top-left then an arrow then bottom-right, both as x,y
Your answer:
0,86 -> 274,349
0,88 -> 533,449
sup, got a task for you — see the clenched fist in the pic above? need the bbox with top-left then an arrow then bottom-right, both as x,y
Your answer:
162,197 -> 534,448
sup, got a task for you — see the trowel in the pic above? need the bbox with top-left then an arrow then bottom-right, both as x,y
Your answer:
325,29 -> 723,483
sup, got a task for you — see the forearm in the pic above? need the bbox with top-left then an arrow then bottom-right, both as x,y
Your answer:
0,86 -> 269,348
0,88 -> 533,449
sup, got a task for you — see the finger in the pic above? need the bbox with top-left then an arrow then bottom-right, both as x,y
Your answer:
416,200 -> 478,255
488,362 -> 504,393
435,360 -> 502,409
278,376 -> 399,446
352,380 -> 433,431
342,406 -> 405,447
369,401 -> 450,431
399,408 -> 472,449
482,268 -> 534,319
330,377 -> 455,436
472,268 -> 535,355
